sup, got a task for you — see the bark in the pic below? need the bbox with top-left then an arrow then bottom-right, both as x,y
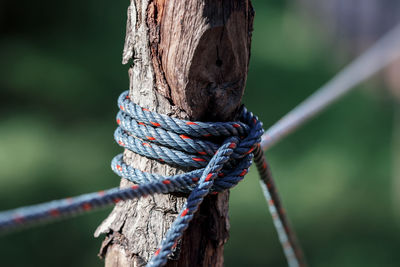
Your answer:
95,1 -> 254,266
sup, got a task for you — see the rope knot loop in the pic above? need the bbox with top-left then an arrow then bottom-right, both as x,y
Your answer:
113,91 -> 263,192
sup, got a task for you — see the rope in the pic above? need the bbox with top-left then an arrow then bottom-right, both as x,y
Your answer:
254,145 -> 305,267
261,22 -> 400,151
0,91 -> 274,267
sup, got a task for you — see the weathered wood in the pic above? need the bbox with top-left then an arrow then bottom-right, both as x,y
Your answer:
95,1 -> 254,266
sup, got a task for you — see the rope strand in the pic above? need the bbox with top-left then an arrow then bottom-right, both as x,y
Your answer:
261,22 -> 400,151
254,145 -> 305,267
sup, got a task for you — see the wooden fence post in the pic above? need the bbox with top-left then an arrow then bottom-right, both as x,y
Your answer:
95,1 -> 254,266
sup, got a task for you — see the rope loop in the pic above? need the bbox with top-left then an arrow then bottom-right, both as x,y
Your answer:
113,91 -> 263,192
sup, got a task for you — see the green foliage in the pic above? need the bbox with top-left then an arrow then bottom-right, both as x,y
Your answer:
0,1 -> 398,266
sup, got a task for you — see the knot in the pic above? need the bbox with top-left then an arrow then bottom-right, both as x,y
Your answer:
112,91 -> 264,267
112,91 -> 264,193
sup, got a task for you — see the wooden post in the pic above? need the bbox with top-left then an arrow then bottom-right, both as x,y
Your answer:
95,1 -> 254,266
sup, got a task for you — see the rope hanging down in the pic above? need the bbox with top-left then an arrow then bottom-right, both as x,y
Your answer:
0,91 -> 304,267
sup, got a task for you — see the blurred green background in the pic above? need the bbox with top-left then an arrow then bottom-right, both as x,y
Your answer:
1,1 -> 399,266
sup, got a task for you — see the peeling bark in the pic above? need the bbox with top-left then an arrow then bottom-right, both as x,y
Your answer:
95,1 -> 254,266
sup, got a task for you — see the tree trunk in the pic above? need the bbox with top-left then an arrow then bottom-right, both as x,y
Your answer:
95,1 -> 254,266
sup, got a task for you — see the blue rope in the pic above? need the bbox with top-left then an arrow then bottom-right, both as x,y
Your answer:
0,90 -> 271,266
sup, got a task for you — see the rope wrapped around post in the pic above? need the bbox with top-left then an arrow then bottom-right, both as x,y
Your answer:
1,90 -> 304,267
